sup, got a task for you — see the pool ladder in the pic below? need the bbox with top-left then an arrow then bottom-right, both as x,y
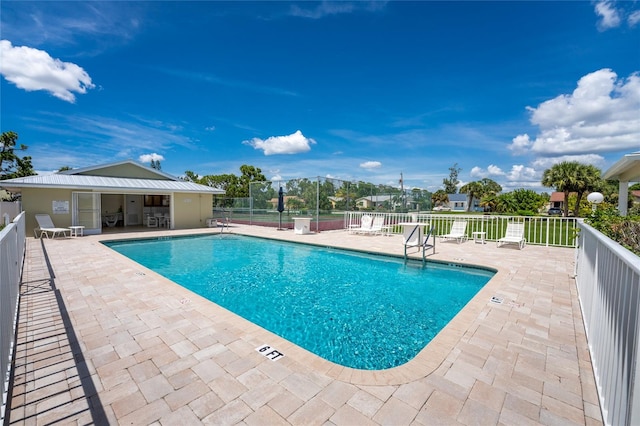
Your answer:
403,226 -> 436,265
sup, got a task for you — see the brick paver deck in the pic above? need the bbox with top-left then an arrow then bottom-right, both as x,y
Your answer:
6,225 -> 603,425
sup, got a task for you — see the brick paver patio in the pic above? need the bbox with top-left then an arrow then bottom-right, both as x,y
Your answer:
6,225 -> 603,425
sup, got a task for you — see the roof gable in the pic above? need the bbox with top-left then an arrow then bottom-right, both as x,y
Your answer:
448,194 -> 467,202
61,160 -> 177,181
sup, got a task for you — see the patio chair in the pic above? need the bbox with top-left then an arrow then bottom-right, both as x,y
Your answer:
34,214 -> 69,239
497,222 -> 526,249
349,215 -> 373,234
361,216 -> 385,235
441,220 -> 468,244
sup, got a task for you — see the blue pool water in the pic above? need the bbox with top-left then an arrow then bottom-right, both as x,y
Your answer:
104,234 -> 494,370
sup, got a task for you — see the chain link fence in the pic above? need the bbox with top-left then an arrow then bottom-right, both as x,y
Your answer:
213,177 -> 432,232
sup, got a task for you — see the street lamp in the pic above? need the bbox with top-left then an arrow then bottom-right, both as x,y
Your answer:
587,192 -> 604,213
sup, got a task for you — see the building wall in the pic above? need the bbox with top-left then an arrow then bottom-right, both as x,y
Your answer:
173,192 -> 213,229
22,188 -> 74,233
22,188 -> 214,234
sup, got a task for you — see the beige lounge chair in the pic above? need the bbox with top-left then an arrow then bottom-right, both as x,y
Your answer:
441,220 -> 468,244
34,214 -> 69,239
497,222 -> 526,249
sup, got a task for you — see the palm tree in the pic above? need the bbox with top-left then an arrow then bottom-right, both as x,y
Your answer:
431,190 -> 449,208
479,193 -> 498,212
573,164 -> 601,217
541,161 -> 580,217
459,181 -> 483,212
495,193 -> 517,213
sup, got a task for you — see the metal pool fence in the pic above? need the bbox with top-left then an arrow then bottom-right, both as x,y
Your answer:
575,221 -> 640,426
0,211 -> 25,423
345,212 -> 579,247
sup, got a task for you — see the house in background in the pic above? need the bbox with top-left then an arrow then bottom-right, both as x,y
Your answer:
549,192 -> 566,210
445,194 -> 482,212
447,194 -> 467,211
0,160 -> 224,235
356,195 -> 394,209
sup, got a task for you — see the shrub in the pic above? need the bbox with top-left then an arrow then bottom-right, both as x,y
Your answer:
587,205 -> 640,256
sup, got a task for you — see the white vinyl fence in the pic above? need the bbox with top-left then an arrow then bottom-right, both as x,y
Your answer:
345,212 -> 579,247
0,211 -> 25,424
575,221 -> 640,426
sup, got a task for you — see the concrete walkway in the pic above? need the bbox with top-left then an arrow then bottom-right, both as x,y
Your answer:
7,225 -> 602,425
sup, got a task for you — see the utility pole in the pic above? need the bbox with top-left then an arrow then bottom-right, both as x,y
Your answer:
399,172 -> 405,210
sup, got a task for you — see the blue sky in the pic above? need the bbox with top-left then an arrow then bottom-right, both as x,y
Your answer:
1,1 -> 639,193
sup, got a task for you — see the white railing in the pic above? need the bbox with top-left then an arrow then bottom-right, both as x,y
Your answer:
345,212 -> 579,247
575,221 -> 640,426
0,211 -> 25,424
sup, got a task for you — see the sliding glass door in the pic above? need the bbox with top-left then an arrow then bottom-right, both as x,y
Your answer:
72,192 -> 101,235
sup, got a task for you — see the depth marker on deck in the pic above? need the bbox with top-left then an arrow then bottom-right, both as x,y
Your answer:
256,344 -> 285,361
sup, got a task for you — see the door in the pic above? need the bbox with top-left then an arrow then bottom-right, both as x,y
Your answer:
125,195 -> 143,225
72,192 -> 101,235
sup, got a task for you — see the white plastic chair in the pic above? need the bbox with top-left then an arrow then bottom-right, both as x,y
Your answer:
441,221 -> 468,244
497,222 -> 526,249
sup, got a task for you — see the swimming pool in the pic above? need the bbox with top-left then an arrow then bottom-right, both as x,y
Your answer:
104,234 -> 494,370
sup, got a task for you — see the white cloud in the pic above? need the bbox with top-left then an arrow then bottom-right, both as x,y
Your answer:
510,69 -> 640,156
594,1 -> 621,30
205,125 -> 216,131
506,165 -> 538,181
531,154 -> 605,169
487,165 -> 504,175
629,10 -> 640,27
243,130 -> 316,155
0,40 -> 94,102
289,1 -> 386,19
360,161 -> 382,169
470,164 -> 506,178
508,134 -> 532,155
139,153 -> 165,163
469,166 -> 484,177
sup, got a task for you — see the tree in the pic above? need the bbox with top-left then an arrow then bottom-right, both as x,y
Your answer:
238,165 -> 266,197
185,165 -> 267,199
442,163 -> 461,194
1,131 -> 35,180
479,193 -> 498,212
58,166 -> 73,172
479,178 -> 502,196
572,164 -> 601,217
150,159 -> 162,170
459,181 -> 483,212
431,190 -> 449,208
541,161 -> 580,217
182,170 -> 200,182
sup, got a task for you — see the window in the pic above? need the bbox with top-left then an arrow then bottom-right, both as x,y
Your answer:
144,195 -> 169,207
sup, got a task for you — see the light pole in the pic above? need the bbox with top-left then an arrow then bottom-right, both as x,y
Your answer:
587,192 -> 604,214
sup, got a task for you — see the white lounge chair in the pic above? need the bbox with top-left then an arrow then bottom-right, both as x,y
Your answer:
361,216 -> 385,235
34,214 -> 69,239
441,220 -> 468,244
349,215 -> 373,234
497,222 -> 526,249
